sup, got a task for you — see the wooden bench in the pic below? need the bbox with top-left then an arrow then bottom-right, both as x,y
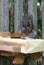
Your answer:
0,32 -> 10,37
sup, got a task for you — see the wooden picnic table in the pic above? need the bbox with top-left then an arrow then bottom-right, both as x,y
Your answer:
0,32 -> 43,65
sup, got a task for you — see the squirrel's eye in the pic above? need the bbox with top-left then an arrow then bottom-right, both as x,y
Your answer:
23,25 -> 25,27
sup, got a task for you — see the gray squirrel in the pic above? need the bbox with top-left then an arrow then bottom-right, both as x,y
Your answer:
19,13 -> 37,38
